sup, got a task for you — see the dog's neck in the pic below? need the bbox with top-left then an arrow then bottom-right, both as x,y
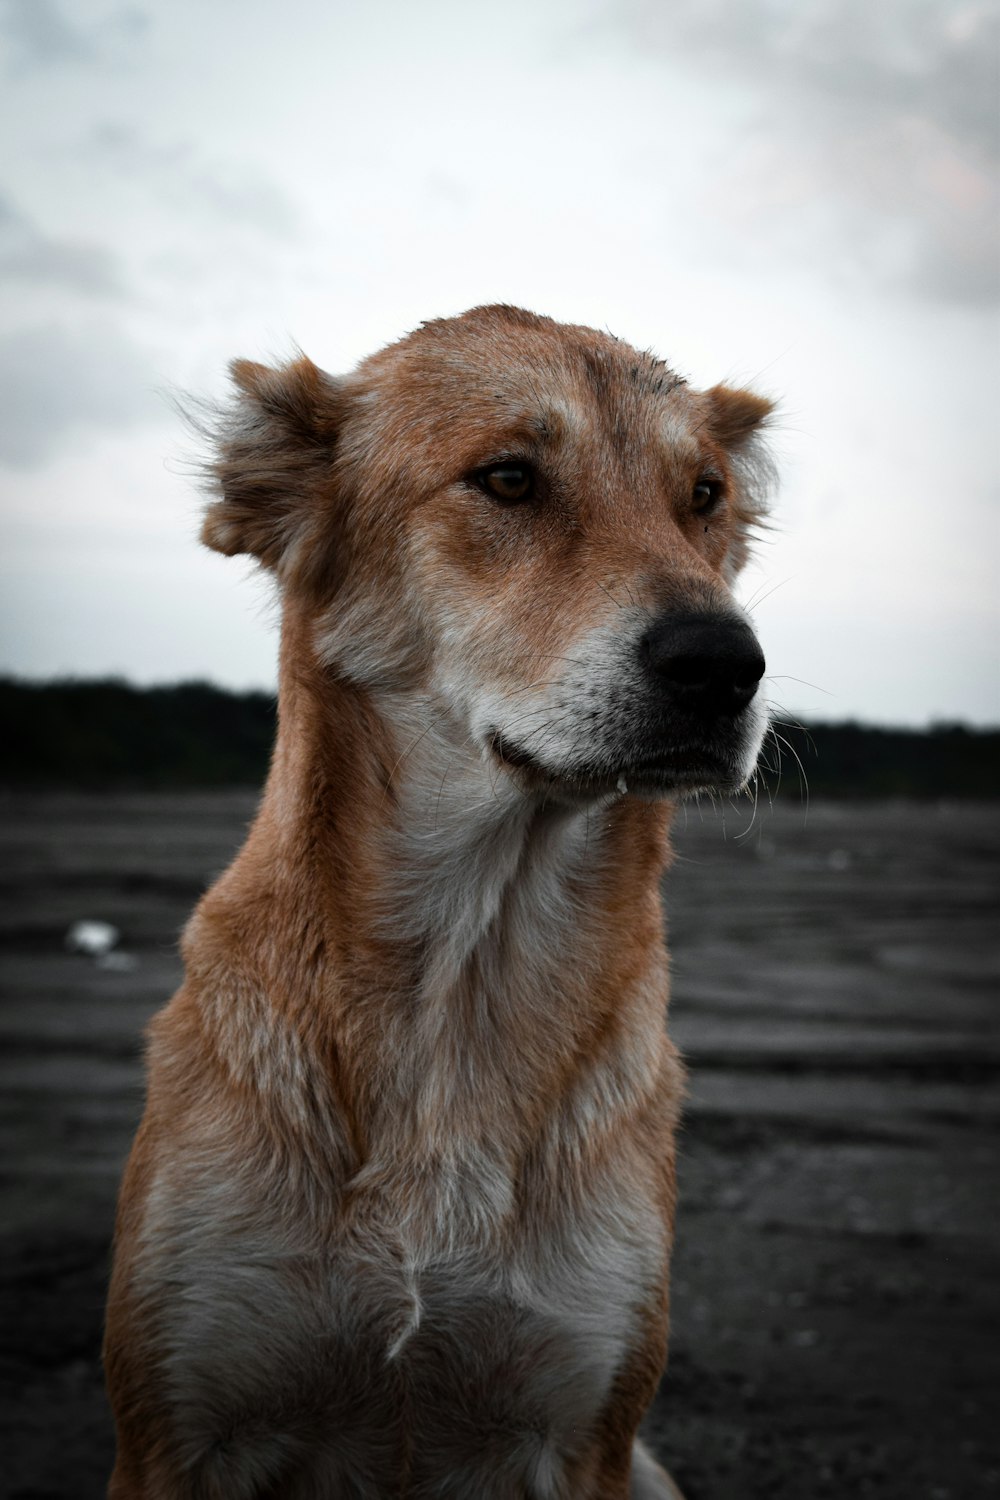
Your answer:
252,616 -> 668,965
190,614 -> 675,1184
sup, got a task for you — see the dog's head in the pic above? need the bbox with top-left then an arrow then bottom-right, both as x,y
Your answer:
201,305 -> 775,799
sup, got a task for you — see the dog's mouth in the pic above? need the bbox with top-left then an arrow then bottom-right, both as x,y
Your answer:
488,731 -> 543,773
487,729 -> 752,798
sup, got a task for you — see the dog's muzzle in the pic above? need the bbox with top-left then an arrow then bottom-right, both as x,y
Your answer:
487,608 -> 767,797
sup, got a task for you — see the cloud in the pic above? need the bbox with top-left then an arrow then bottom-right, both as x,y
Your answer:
85,123 -> 300,239
0,321 -> 164,466
618,0 -> 1000,303
0,0 -> 148,73
0,192 -> 126,296
0,0 -> 92,66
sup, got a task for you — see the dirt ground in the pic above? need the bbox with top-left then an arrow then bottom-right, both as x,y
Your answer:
1,791 -> 997,1499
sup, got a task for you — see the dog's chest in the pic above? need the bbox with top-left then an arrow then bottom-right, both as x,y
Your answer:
155,1176 -> 658,1498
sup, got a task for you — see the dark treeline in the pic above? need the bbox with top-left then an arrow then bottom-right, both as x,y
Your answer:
1,677 -> 997,797
0,678 -> 276,789
758,719 -> 998,799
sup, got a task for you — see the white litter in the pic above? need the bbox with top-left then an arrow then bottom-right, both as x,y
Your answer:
66,920 -> 120,957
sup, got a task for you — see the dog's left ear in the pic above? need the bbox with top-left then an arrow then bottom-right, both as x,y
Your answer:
703,385 -> 774,447
702,384 -> 777,576
200,355 -> 347,590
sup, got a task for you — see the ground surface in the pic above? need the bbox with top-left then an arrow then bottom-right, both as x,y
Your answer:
0,792 -> 997,1499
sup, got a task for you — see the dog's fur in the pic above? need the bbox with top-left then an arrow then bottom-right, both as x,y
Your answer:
105,305 -> 774,1499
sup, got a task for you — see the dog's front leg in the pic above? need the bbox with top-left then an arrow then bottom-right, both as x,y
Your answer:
584,1435 -> 683,1500
585,1297 -> 678,1500
630,1438 -> 686,1500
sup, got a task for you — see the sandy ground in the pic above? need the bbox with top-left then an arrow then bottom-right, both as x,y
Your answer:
0,791 -> 997,1499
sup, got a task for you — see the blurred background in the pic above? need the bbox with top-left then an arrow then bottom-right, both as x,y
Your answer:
0,2 -> 997,1497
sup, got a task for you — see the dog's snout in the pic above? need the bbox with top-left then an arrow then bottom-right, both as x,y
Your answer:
641,613 -> 765,717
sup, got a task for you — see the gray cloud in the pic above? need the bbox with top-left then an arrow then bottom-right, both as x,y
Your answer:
86,124 -> 300,239
0,0 -> 148,73
0,321 -> 163,466
0,0 -> 92,66
619,0 -> 1000,303
0,193 -> 126,297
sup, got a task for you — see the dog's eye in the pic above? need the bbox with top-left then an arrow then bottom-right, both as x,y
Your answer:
478,464 -> 534,503
692,478 -> 723,515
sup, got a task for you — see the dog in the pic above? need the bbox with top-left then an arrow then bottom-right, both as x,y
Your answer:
104,305 -> 774,1499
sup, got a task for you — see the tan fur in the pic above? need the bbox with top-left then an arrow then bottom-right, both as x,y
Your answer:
105,306 -> 774,1498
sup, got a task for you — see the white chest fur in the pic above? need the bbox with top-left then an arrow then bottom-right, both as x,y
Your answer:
139,1154 -> 665,1500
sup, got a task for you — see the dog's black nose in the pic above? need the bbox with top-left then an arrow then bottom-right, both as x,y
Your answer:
641,612 -> 765,717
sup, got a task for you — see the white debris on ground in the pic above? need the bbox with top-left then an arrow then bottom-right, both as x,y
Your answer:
64,921 -> 138,971
65,920 -> 119,956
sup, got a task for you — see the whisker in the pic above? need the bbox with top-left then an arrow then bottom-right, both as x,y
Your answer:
734,770 -> 763,842
596,579 -> 628,613
378,705 -> 453,814
768,727 -> 810,818
766,675 -> 833,697
769,707 -> 818,757
740,576 -> 792,615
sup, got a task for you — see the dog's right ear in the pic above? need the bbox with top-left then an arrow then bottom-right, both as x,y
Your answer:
200,355 -> 346,584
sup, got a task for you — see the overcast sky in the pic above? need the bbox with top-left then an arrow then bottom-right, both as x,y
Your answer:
1,0 -> 997,726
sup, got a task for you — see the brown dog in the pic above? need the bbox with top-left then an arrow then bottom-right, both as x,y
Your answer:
105,305 -> 774,1498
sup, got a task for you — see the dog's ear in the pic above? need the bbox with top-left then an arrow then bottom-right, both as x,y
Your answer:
703,385 -> 774,447
200,355 -> 345,585
702,384 -> 777,577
